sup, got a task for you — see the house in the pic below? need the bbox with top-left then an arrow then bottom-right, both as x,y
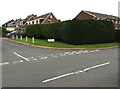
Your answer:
23,16 -> 36,26
27,12 -> 58,25
2,19 -> 15,31
2,16 -> 35,31
74,10 -> 120,30
2,12 -> 58,31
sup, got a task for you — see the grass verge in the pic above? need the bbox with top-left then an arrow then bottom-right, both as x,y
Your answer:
10,38 -> 119,49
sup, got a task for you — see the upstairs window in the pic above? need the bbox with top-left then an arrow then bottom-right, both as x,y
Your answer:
50,15 -> 52,18
32,21 -> 34,24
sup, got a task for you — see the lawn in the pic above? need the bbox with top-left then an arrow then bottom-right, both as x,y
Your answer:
10,37 -> 119,49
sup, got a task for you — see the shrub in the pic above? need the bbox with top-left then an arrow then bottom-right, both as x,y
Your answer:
26,22 -> 62,40
60,19 -> 115,45
26,19 -> 115,45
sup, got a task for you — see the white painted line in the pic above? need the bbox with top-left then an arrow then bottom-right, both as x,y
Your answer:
34,58 -> 37,60
83,62 -> 110,72
13,52 -> 29,61
43,72 -> 74,83
95,50 -> 100,52
89,50 -> 95,52
74,70 -> 84,74
45,57 -> 48,59
64,52 -> 70,54
59,53 -> 63,55
75,51 -> 85,54
41,57 -> 47,59
20,60 -> 23,62
42,62 -> 110,83
0,62 -> 9,65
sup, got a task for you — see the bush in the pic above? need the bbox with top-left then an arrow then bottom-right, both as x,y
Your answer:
26,19 -> 115,45
60,19 -> 115,44
26,22 -> 62,40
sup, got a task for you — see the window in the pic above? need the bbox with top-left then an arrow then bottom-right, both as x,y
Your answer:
39,19 -> 44,23
32,21 -> 34,24
48,20 -> 51,22
36,20 -> 38,24
94,18 -> 97,20
115,20 -> 118,24
50,15 -> 52,18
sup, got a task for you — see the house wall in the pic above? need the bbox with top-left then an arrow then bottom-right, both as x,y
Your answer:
43,13 -> 58,23
114,23 -> 120,29
28,18 -> 44,24
25,17 -> 35,25
74,11 -> 94,20
6,27 -> 15,31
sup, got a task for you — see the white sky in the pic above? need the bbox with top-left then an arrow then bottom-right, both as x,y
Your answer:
0,0 -> 119,26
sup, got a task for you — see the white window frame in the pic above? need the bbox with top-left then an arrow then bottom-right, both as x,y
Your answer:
116,20 -> 118,24
48,20 -> 52,22
50,15 -> 52,18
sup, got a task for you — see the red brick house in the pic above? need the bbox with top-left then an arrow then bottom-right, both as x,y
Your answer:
74,10 -> 120,30
27,12 -> 58,25
23,16 -> 36,26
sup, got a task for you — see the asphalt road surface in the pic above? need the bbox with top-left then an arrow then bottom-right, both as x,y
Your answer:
1,39 -> 118,87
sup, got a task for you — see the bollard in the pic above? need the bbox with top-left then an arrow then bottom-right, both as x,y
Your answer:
20,36 -> 22,41
26,36 -> 28,42
32,37 -> 34,43
12,35 -> 14,39
16,35 -> 18,40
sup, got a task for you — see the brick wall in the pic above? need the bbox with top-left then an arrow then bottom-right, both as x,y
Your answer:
43,13 -> 58,23
74,11 -> 94,20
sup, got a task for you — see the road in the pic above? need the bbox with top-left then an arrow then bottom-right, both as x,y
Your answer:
1,39 -> 118,87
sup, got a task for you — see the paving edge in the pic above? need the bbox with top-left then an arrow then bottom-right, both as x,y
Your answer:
3,38 -> 119,50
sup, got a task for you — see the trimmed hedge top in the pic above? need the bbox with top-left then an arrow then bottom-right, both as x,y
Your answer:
26,19 -> 115,45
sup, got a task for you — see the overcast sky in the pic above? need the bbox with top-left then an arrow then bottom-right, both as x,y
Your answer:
0,0 -> 119,26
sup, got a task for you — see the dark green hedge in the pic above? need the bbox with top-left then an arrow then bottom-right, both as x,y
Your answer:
26,19 -> 115,45
26,22 -> 61,40
60,19 -> 115,44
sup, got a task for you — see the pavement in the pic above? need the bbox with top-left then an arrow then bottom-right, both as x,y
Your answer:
1,39 -> 119,87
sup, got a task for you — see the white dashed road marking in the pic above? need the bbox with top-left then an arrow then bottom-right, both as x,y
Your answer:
42,62 -> 110,83
1,50 -> 100,66
83,62 -> 110,71
13,52 -> 29,61
0,62 -> 9,65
